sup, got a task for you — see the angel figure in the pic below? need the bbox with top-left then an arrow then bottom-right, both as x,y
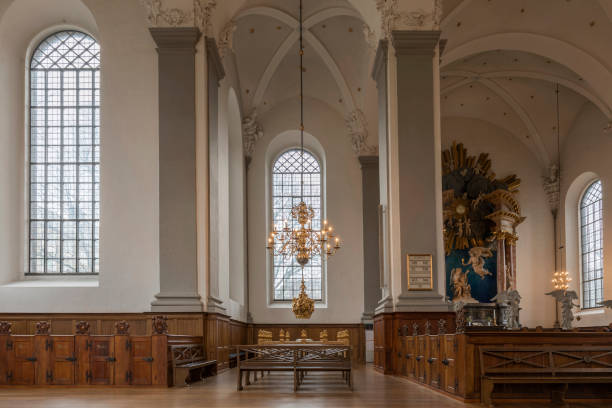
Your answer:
462,247 -> 493,279
452,267 -> 472,301
546,290 -> 579,330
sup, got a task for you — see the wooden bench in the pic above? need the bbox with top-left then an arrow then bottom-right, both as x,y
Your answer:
479,345 -> 612,406
236,344 -> 352,391
170,344 -> 217,386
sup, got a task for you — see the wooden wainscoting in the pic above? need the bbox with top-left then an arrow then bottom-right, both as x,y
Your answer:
252,323 -> 366,364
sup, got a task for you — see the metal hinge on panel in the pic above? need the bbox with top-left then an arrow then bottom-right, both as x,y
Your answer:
45,339 -> 53,351
46,370 -> 53,383
453,339 -> 458,352
126,371 -> 133,383
26,356 -> 37,362
454,377 -> 459,391
125,340 -> 132,351
143,357 -> 154,362
6,340 -> 13,351
86,340 -> 93,350
6,371 -> 13,382
86,370 -> 92,382
65,355 -> 77,362
106,356 -> 116,362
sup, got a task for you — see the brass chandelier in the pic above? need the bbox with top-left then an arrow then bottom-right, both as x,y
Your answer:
266,0 -> 341,319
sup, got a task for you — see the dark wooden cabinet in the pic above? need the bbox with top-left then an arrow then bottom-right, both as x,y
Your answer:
89,336 -> 115,385
11,336 -> 36,385
442,335 -> 458,394
48,336 -> 76,385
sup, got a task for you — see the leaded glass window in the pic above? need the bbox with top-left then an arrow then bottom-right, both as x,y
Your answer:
272,149 -> 322,301
28,31 -> 100,274
580,180 -> 603,308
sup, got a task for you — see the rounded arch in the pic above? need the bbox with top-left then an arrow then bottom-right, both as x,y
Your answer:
442,33 -> 612,119
565,171 -> 601,307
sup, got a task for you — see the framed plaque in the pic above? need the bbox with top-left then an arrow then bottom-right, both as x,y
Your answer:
407,254 -> 432,290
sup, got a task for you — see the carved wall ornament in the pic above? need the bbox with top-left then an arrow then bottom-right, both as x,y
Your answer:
492,290 -> 522,329
152,315 -> 168,334
114,320 -> 130,335
362,23 -> 377,50
217,20 -> 237,58
0,321 -> 12,335
345,109 -> 377,155
75,321 -> 90,335
35,321 -> 51,335
242,109 -> 264,157
141,0 -> 216,34
424,320 -> 432,335
438,319 -> 447,335
375,0 -> 443,39
454,301 -> 466,333
412,322 -> 419,336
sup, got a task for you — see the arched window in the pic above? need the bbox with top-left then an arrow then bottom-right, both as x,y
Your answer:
28,31 -> 100,274
580,179 -> 604,308
272,149 -> 322,301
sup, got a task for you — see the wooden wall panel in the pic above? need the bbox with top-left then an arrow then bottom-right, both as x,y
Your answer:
252,323 -> 366,364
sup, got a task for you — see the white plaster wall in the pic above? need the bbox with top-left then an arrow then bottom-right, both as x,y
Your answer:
559,103 -> 612,327
0,0 -> 160,312
248,97 -> 365,323
442,116 -> 556,328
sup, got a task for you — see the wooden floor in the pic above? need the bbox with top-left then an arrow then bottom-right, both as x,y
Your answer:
0,366 -> 608,408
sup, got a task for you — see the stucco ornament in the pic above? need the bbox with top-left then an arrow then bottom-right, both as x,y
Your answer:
542,164 -> 560,214
218,20 -> 237,58
345,109 -> 377,155
376,0 -> 443,39
242,110 -> 264,157
141,0 -> 216,33
604,121 -> 612,134
362,23 -> 377,50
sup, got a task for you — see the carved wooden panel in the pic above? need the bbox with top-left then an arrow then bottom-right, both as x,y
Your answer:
442,334 -> 458,394
416,335 -> 426,383
12,336 -> 36,385
0,334 -> 10,385
130,336 -> 153,385
90,336 -> 115,385
428,335 -> 441,388
113,336 -> 131,385
49,336 -> 75,385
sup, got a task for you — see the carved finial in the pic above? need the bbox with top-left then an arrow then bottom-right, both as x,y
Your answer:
345,109 -> 377,156
0,321 -> 12,335
35,321 -> 51,335
114,320 -> 130,335
217,20 -> 237,58
424,320 -> 432,335
454,301 -> 466,334
438,319 -> 447,335
151,315 -> 168,334
242,109 -> 264,157
75,321 -> 90,335
412,322 -> 419,336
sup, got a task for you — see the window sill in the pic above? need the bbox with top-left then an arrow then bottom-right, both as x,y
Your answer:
1,278 -> 99,288
576,308 -> 605,316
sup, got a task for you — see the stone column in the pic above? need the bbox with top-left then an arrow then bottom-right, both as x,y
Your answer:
359,156 -> 380,323
150,28 -> 203,312
371,40 -> 394,314
206,38 -> 227,314
390,31 -> 449,312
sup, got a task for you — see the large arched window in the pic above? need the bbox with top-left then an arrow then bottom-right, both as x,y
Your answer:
28,30 -> 100,274
580,179 -> 604,308
272,149 -> 322,301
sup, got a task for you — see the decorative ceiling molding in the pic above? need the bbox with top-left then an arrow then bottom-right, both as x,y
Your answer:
141,0 -> 217,35
362,23 -> 377,50
235,6 -> 360,113
440,71 -> 549,166
242,109 -> 264,157
441,33 -> 612,121
346,109 -> 377,155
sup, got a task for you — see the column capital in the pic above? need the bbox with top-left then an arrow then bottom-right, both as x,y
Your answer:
371,39 -> 388,82
391,30 -> 441,56
358,155 -> 379,169
149,27 -> 201,50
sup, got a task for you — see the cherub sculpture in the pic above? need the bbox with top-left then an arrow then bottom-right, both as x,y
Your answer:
462,247 -> 493,279
546,290 -> 579,330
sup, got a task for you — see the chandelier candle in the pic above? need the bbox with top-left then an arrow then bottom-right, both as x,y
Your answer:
265,0 -> 341,319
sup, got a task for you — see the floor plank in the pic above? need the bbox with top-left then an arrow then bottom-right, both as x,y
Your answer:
0,366 -> 608,407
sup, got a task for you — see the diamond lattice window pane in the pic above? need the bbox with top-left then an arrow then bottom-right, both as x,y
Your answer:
580,180 -> 604,308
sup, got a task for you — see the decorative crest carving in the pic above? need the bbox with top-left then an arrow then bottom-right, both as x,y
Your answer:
438,319 -> 447,335
0,321 -> 12,335
454,301 -> 466,333
362,24 -> 377,50
542,164 -> 560,214
141,0 -> 216,34
36,321 -> 51,335
114,320 -> 130,335
75,321 -> 90,335
412,322 -> 419,336
152,315 -> 168,334
345,109 -> 377,155
242,110 -> 264,157
217,20 -> 237,58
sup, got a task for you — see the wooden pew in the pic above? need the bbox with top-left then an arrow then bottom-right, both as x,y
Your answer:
169,343 -> 217,386
479,345 -> 612,407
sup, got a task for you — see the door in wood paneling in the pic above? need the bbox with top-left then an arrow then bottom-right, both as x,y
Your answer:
114,336 -> 131,385
130,336 -> 152,385
75,336 -> 90,385
428,336 -> 441,389
12,336 -> 36,385
416,336 -> 426,383
0,335 -> 10,385
50,336 -> 75,385
90,336 -> 114,385
442,335 -> 457,394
